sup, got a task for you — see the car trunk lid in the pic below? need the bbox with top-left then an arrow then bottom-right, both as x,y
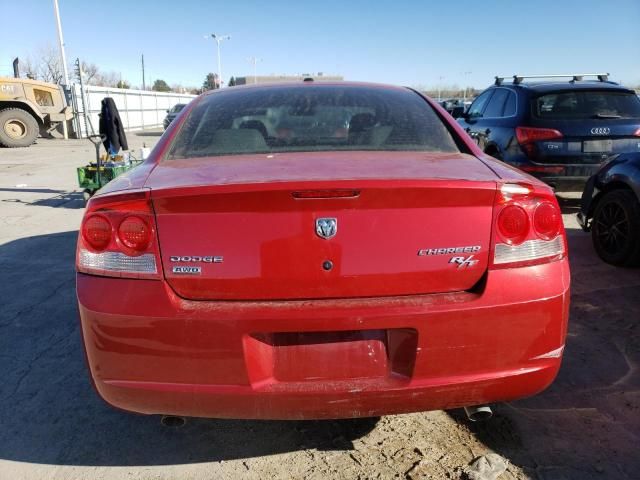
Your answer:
147,151 -> 498,300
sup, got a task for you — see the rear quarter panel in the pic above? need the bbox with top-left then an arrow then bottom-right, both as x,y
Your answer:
596,154 -> 640,199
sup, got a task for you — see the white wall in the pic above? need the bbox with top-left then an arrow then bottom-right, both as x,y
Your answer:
71,84 -> 196,137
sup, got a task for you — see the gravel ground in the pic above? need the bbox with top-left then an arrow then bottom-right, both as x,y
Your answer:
0,134 -> 638,480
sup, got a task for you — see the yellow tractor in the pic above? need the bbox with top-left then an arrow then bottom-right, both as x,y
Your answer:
0,77 -> 73,147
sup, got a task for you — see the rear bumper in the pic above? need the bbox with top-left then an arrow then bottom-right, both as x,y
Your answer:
529,175 -> 590,192
77,259 -> 570,419
506,155 -> 602,191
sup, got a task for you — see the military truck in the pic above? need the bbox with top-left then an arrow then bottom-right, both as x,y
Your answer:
0,77 -> 73,147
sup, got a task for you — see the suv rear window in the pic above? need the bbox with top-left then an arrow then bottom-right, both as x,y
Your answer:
532,90 -> 640,119
166,86 -> 460,159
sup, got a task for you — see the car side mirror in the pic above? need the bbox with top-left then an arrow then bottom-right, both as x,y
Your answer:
451,106 -> 466,119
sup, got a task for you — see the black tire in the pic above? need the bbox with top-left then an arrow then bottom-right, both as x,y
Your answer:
0,108 -> 39,148
591,190 -> 640,267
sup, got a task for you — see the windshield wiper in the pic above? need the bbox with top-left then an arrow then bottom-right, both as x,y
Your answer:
591,113 -> 621,119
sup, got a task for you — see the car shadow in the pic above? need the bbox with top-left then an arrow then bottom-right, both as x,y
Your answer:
446,227 -> 640,479
3,229 -> 638,472
1,191 -> 85,209
556,193 -> 582,216
0,188 -> 68,194
0,231 -> 377,467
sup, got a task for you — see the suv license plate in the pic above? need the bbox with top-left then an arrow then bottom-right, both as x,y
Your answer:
583,139 -> 613,153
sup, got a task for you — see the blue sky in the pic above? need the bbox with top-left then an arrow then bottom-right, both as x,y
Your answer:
1,0 -> 638,89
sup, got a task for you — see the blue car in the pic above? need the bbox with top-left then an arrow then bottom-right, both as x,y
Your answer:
578,152 -> 640,267
457,74 -> 640,191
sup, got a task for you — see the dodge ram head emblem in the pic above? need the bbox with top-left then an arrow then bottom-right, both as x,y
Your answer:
316,218 -> 337,239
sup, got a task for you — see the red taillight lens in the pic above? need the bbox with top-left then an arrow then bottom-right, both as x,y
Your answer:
118,216 -> 151,251
82,215 -> 111,250
516,127 -> 563,157
491,183 -> 567,269
515,126 -> 563,144
77,190 -> 160,279
533,202 -> 561,240
497,205 -> 529,245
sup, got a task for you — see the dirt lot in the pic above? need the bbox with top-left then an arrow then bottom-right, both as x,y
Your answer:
0,135 -> 638,480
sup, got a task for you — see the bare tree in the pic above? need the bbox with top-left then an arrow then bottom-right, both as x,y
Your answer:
18,47 -> 138,91
81,61 -> 100,84
38,45 -> 65,84
21,57 -> 39,80
421,84 -> 479,100
19,45 -> 66,84
95,71 -> 120,87
77,61 -> 123,87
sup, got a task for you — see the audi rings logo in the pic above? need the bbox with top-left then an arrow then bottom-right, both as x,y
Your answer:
590,127 -> 610,135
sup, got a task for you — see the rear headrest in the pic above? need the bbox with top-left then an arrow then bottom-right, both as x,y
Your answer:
349,113 -> 376,132
210,129 -> 268,153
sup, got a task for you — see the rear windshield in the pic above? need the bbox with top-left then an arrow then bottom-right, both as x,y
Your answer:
532,90 -> 640,120
170,104 -> 186,113
166,86 -> 460,159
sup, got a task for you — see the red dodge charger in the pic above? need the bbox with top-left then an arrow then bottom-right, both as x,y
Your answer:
76,82 -> 570,420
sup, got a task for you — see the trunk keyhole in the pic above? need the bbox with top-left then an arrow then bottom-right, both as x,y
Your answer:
322,260 -> 333,271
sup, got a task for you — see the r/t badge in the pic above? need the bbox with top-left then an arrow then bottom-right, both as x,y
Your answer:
449,255 -> 479,268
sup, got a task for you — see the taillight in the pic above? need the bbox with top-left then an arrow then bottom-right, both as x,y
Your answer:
490,183 -> 566,269
118,216 -> 152,251
82,215 -> 111,250
515,126 -> 563,157
533,202 -> 561,240
497,205 -> 529,245
76,190 -> 160,279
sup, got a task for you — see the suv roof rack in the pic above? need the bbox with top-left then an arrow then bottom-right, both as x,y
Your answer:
494,73 -> 610,86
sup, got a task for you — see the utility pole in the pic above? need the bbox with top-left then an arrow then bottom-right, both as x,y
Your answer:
74,58 -> 92,137
141,54 -> 146,90
247,56 -> 262,84
437,76 -> 444,102
462,71 -> 471,103
52,0 -> 70,86
206,33 -> 231,87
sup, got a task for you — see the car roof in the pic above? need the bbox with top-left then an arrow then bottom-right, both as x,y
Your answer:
203,81 -> 410,96
497,81 -> 634,94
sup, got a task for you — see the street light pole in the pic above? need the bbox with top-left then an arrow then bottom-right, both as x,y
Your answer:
141,54 -> 146,90
52,0 -> 70,86
462,71 -> 472,103
437,76 -> 444,102
207,33 -> 230,87
247,56 -> 262,84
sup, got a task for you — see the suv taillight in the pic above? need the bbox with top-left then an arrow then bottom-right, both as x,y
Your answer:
76,190 -> 161,279
515,126 -> 563,157
490,183 -> 566,269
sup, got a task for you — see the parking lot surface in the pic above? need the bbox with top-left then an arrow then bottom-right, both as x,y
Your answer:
0,136 -> 638,480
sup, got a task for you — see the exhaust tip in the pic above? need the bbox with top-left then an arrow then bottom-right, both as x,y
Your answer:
464,405 -> 493,422
161,415 -> 186,428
